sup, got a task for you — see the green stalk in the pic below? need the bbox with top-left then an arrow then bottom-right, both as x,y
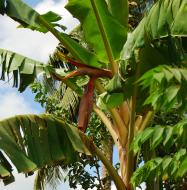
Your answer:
139,111 -> 154,132
39,17 -> 74,54
94,145 -> 126,190
110,108 -> 128,146
95,80 -> 128,146
79,132 -> 126,190
39,17 -> 91,65
126,61 -> 141,189
93,104 -> 119,146
90,0 -> 118,74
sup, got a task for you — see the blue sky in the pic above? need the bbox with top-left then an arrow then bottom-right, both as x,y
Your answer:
24,0 -> 41,6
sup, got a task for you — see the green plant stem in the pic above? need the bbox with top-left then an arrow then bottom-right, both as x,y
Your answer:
90,0 -> 118,74
79,132 -> 126,190
110,108 -> 128,146
125,99 -> 136,189
93,104 -> 119,146
39,17 -> 88,65
95,80 -> 128,146
139,111 -> 154,132
94,146 -> 126,190
126,61 -> 141,189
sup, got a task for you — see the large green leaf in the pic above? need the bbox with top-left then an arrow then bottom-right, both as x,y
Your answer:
66,0 -> 127,63
0,114 -> 91,185
121,0 -> 187,60
117,0 -> 187,97
107,0 -> 128,27
0,0 -> 101,68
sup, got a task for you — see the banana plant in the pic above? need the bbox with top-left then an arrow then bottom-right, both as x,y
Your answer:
0,0 -> 187,190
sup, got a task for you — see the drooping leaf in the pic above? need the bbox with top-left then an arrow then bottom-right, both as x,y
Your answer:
131,119 -> 187,155
0,114 -> 91,185
139,65 -> 187,111
0,49 -> 47,92
117,0 -> 187,99
5,0 -> 41,28
131,158 -> 161,187
121,0 -> 187,60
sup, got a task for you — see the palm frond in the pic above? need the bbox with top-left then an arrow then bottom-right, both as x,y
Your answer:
34,165 -> 65,190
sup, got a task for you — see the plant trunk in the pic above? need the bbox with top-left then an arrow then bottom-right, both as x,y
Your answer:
101,136 -> 113,190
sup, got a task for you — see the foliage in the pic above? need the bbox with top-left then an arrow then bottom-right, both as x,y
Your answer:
131,117 -> 187,154
139,65 -> 187,111
131,149 -> 187,187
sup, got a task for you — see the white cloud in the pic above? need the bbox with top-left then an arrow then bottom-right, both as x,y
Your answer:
0,15 -> 58,63
0,174 -> 35,190
0,91 -> 38,119
35,0 -> 79,31
111,183 -> 117,190
0,0 -> 79,63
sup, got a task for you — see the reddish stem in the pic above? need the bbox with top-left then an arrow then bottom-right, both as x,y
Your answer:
57,51 -> 94,68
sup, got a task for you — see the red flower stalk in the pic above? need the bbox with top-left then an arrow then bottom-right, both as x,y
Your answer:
78,77 -> 96,132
